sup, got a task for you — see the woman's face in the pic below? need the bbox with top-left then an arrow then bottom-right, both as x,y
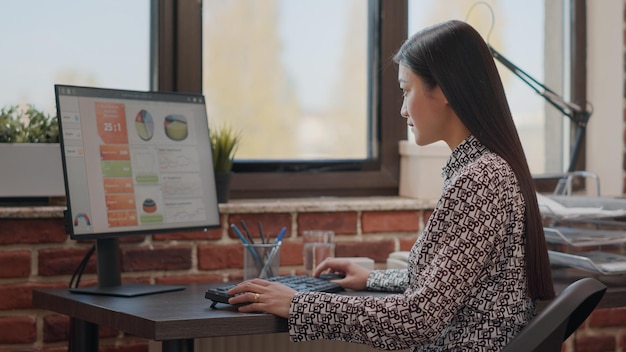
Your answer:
398,64 -> 457,147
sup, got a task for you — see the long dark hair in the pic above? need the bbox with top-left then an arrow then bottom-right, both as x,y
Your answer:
394,20 -> 554,300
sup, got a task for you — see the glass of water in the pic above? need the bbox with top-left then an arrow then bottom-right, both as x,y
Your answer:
302,230 -> 335,275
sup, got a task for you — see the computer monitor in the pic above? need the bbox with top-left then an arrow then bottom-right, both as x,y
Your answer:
55,85 -> 221,296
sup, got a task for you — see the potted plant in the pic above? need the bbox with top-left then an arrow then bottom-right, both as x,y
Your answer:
0,105 -> 65,202
0,105 -> 59,143
210,123 -> 241,203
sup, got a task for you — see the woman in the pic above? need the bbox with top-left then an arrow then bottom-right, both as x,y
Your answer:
228,20 -> 555,351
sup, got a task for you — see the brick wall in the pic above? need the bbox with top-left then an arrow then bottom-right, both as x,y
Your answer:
2,197 -> 626,352
0,198 -> 430,351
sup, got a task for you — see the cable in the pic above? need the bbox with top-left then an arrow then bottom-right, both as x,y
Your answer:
69,244 -> 96,289
465,1 -> 495,44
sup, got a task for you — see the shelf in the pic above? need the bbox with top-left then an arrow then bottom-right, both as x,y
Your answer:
549,250 -> 626,275
544,227 -> 626,247
538,193 -> 626,222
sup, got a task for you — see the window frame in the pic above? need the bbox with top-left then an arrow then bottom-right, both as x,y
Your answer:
534,0 -> 587,193
152,0 -> 588,198
153,0 -> 408,199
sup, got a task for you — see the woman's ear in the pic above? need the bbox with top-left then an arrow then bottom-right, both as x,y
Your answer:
434,85 -> 449,105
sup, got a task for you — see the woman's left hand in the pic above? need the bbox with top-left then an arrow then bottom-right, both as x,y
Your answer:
227,278 -> 297,318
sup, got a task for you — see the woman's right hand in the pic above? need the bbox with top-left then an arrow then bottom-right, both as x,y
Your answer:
313,257 -> 371,291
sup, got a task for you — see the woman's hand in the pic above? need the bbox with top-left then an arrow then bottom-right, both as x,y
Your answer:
313,257 -> 371,291
227,278 -> 296,318
226,258 -> 371,317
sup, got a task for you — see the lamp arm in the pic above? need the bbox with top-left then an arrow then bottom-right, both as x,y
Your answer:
488,44 -> 592,173
488,44 -> 591,128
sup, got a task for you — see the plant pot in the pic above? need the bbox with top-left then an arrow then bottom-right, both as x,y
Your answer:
214,171 -> 233,203
0,143 -> 65,198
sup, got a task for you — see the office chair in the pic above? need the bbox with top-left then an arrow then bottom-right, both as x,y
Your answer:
502,277 -> 607,352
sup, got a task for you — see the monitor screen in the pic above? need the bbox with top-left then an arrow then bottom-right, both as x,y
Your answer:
56,85 -> 221,240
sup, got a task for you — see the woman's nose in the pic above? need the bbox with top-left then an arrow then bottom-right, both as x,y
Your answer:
400,102 -> 408,118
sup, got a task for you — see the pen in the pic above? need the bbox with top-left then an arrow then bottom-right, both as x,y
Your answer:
274,226 -> 287,243
240,220 -> 254,244
230,224 -> 248,244
257,222 -> 266,244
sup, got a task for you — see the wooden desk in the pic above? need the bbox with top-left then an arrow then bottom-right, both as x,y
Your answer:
33,271 -> 626,352
33,283 -> 288,352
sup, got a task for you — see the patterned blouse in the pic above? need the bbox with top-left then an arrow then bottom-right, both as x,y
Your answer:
288,135 -> 535,351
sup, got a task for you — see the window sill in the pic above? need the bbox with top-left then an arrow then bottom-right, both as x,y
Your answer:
0,196 -> 438,219
218,196 -> 437,214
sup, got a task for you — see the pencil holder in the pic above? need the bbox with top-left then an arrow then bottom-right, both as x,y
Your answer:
243,242 -> 280,280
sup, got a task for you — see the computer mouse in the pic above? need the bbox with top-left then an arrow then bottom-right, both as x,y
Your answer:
318,273 -> 346,281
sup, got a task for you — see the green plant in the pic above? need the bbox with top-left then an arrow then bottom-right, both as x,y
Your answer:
210,123 -> 241,173
0,105 -> 59,143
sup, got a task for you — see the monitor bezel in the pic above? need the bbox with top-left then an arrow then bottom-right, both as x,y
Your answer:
55,84 -> 221,241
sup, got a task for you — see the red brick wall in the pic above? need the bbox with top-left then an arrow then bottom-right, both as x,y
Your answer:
0,205 -> 424,351
2,201 -> 626,351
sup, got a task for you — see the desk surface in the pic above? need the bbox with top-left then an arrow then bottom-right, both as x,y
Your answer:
33,283 -> 288,341
33,271 -> 626,343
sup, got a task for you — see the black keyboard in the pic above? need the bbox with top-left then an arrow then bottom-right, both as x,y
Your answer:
205,275 -> 344,307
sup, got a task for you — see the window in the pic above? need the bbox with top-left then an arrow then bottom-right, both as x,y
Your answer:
156,0 -> 407,198
407,1 -> 595,190
408,0 -> 556,175
0,1 -> 149,115
156,0 -> 589,198
203,0 -> 370,161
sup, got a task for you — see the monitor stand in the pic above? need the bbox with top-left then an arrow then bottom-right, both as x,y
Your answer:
69,237 -> 185,297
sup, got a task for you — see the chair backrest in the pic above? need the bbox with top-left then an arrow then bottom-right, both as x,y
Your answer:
502,277 -> 607,352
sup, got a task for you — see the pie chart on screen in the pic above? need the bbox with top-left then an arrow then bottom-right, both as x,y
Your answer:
142,198 -> 157,213
164,114 -> 188,141
135,109 -> 154,141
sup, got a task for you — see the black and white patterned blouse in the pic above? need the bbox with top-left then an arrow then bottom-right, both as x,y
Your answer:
288,135 -> 535,351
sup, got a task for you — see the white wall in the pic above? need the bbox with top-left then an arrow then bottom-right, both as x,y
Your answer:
586,0 -> 624,197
